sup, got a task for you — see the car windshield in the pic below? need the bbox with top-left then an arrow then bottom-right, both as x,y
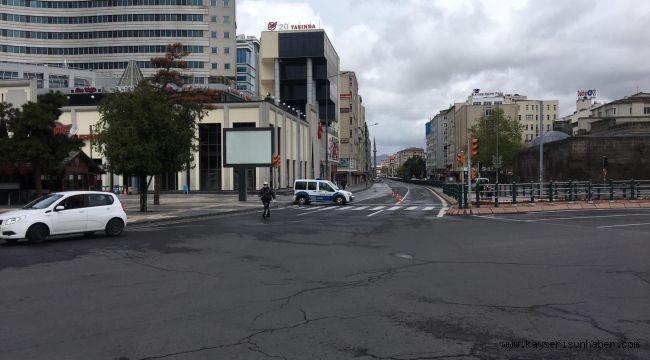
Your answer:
327,181 -> 339,190
22,194 -> 64,209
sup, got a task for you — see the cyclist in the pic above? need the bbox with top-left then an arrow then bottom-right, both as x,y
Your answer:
258,181 -> 275,218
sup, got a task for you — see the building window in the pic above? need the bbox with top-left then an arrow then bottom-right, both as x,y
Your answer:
547,114 -> 550,120
554,105 -> 557,111
485,109 -> 493,116
518,115 -> 521,121
224,31 -> 230,38
644,107 -> 650,114
211,47 -> 218,54
526,114 -> 534,121
223,16 -> 230,24
535,115 -> 538,121
211,63 -> 218,69
223,0 -> 230,7
211,31 -> 217,38
526,105 -> 529,110
224,47 -> 230,54
547,124 -> 550,131
224,63 -> 230,70
211,16 -> 217,22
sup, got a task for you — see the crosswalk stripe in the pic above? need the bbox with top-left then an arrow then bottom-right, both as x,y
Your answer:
336,206 -> 354,210
370,206 -> 386,210
387,206 -> 402,211
351,206 -> 369,211
405,206 -> 418,210
423,206 -> 435,211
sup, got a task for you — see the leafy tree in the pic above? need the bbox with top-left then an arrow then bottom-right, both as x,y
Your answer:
6,92 -> 83,196
397,156 -> 426,179
95,81 -> 198,212
149,43 -> 216,204
470,107 -> 524,175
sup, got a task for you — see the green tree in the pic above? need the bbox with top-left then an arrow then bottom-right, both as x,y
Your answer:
95,81 -> 198,212
7,92 -> 83,196
470,107 -> 524,175
397,156 -> 426,179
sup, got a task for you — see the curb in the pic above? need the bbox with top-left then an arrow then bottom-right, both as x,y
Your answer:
446,201 -> 650,216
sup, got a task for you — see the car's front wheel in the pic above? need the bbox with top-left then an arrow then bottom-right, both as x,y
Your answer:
105,218 -> 124,237
334,196 -> 346,205
26,223 -> 49,244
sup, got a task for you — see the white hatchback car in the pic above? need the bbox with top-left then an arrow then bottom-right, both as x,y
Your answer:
0,191 -> 127,244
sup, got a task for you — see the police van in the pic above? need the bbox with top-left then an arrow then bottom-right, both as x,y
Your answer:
293,179 -> 354,205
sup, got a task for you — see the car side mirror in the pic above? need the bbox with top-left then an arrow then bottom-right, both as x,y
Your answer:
55,205 -> 65,211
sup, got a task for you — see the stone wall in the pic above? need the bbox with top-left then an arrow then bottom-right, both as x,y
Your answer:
513,136 -> 650,182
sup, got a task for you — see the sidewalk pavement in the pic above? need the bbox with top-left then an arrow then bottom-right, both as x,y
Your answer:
447,199 -> 650,216
0,181 -> 374,225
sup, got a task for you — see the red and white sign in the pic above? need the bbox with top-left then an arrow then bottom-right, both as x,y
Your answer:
340,93 -> 352,100
577,89 -> 597,99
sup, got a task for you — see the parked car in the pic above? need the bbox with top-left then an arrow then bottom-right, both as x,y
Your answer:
293,179 -> 355,205
0,191 -> 127,244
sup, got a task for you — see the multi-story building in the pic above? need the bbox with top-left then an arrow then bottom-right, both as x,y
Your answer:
259,29 -> 341,180
337,71 -> 368,186
573,92 -> 650,135
0,61 -> 96,90
425,107 -> 452,178
395,147 -> 424,169
235,34 -> 260,98
510,96 -> 559,143
555,97 -> 602,135
0,0 -> 237,85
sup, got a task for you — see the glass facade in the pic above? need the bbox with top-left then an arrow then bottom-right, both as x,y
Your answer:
199,123 -> 222,191
0,44 -> 204,55
0,13 -> 204,24
1,0 -> 203,7
0,29 -> 204,40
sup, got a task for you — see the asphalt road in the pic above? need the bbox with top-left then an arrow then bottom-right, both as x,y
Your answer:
1,180 -> 649,360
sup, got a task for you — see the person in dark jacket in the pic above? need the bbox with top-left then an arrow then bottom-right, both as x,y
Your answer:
259,181 -> 275,218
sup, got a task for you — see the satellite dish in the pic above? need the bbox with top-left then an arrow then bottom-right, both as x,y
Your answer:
69,124 -> 78,137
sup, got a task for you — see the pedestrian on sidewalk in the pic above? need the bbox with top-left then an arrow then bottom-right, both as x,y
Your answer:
341,179 -> 347,190
258,181 -> 275,218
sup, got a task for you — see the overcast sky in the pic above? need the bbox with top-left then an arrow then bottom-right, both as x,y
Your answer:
237,0 -> 650,156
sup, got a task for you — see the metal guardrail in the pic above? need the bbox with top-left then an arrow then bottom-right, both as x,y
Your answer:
390,177 -> 650,209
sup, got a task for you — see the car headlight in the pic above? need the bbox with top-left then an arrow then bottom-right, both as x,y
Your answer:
5,216 -> 26,225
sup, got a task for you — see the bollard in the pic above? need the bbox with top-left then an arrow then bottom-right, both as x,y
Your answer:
530,182 -> 535,203
512,182 -> 517,204
609,179 -> 614,201
587,181 -> 592,202
568,180 -> 573,201
463,184 -> 469,209
631,179 -> 636,200
548,181 -> 554,203
476,183 -> 481,208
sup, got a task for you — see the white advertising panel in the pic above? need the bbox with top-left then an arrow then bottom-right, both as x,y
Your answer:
223,128 -> 273,167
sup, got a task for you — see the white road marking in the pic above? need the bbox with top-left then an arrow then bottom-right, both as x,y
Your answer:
423,186 -> 449,217
351,206 -> 369,211
387,206 -> 402,211
405,206 -> 418,211
296,206 -> 333,216
423,206 -> 435,211
525,213 -> 650,222
367,210 -> 384,217
598,222 -> 650,229
335,206 -> 354,211
396,187 -> 410,204
369,206 -> 386,210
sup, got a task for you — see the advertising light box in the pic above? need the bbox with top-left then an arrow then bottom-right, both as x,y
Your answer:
223,128 -> 274,167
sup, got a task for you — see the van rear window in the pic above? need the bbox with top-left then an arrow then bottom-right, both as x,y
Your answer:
295,181 -> 307,190
307,182 -> 317,190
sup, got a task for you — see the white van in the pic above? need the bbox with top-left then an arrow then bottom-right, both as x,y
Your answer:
293,179 -> 354,205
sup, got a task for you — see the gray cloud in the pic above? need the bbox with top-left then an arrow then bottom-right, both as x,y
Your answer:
239,0 -> 650,155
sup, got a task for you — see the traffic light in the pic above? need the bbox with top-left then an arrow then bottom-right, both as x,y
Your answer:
272,154 -> 281,168
471,136 -> 479,157
456,151 -> 465,166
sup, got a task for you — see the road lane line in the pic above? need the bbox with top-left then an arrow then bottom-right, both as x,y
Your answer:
335,206 -> 354,211
387,206 -> 402,211
405,206 -> 418,210
370,206 -> 386,210
367,210 -> 384,217
598,222 -> 650,228
423,206 -> 435,211
296,206 -> 333,216
351,206 -> 369,211
527,213 -> 650,221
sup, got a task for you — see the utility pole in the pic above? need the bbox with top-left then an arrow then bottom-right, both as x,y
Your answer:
373,137 -> 377,179
466,134 -> 472,203
538,100 -> 544,196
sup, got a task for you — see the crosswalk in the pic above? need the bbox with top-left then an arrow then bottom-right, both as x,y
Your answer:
291,204 -> 444,214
